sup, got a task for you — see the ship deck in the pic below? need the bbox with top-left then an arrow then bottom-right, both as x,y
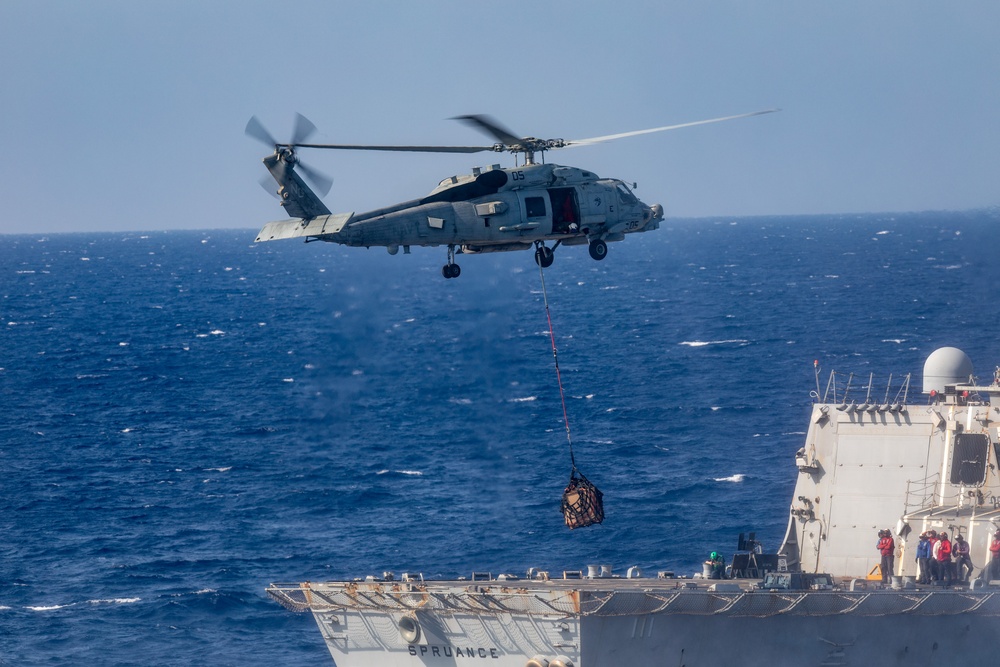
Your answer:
267,574 -> 1000,619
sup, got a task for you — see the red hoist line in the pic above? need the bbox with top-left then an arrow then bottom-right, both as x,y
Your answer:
537,263 -> 605,530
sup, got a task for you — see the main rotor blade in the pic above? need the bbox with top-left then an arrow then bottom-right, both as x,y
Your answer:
564,109 -> 780,147
293,143 -> 493,154
452,114 -> 523,147
245,116 -> 277,147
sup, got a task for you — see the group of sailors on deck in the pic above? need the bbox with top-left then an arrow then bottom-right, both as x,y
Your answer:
878,528 -> 1000,586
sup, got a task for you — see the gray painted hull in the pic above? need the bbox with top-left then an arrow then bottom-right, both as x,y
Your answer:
267,580 -> 1000,666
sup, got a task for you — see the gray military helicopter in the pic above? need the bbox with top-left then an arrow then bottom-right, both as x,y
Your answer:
247,110 -> 776,278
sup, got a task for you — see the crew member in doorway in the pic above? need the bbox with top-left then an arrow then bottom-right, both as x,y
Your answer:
953,534 -> 974,582
876,529 -> 895,585
915,532 -> 932,585
709,552 -> 726,579
935,531 -> 953,586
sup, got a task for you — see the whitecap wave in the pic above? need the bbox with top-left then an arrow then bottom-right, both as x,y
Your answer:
88,598 -> 141,605
376,470 -> 424,476
509,396 -> 537,403
679,339 -> 749,348
714,474 -> 745,483
28,604 -> 70,611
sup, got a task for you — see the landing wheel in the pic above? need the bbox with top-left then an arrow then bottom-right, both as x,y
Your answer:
442,245 -> 461,279
534,245 -> 554,268
589,239 -> 608,261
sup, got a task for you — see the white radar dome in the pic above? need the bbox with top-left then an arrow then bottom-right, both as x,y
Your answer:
922,347 -> 973,394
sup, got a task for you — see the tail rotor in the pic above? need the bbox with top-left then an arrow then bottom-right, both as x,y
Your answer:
245,114 -> 333,197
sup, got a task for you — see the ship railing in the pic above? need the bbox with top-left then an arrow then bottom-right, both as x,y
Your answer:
266,584 -> 1000,618
816,370 -> 911,407
904,474 -> 941,513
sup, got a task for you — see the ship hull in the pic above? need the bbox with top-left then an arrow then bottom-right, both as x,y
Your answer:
267,581 -> 1000,667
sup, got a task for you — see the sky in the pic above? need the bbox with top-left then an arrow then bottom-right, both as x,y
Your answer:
1,1 -> 997,234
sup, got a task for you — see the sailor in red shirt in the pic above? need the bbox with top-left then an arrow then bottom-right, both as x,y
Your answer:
935,531 -> 953,586
876,529 -> 895,584
988,530 -> 1000,581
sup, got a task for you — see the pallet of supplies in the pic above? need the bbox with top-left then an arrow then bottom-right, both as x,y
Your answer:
561,469 -> 604,529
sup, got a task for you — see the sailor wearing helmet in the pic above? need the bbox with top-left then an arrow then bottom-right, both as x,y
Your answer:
876,529 -> 895,585
708,551 -> 726,579
915,532 -> 932,584
987,530 -> 1000,581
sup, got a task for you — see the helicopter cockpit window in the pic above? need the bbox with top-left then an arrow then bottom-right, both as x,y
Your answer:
524,196 -> 546,219
616,182 -> 638,206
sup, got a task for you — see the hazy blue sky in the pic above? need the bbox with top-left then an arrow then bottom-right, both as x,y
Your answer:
1,1 -> 997,234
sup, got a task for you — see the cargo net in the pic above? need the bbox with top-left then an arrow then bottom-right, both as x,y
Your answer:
561,468 -> 604,529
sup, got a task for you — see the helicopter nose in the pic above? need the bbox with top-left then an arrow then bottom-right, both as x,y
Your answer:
642,203 -> 664,223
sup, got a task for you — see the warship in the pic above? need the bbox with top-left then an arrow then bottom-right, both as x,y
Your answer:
268,347 -> 1000,666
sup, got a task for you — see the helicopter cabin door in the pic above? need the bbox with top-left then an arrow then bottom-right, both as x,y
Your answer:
548,188 -> 581,234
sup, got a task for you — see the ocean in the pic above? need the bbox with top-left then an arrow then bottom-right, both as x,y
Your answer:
3,209 -> 999,665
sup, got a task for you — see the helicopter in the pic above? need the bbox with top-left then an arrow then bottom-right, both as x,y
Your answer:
247,110 -> 777,278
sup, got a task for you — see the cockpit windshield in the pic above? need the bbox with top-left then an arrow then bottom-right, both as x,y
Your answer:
615,181 -> 638,205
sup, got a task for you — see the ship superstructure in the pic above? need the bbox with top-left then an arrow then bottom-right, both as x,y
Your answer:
783,346 -> 1000,579
268,348 -> 1000,666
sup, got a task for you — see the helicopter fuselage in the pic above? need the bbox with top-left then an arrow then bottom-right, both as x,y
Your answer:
256,162 -> 663,266
249,109 -> 776,277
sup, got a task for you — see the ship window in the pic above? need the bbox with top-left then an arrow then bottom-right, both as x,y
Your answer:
951,433 -> 991,486
524,196 -> 546,219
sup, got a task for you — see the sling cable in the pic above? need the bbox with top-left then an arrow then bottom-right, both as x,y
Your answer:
537,263 -> 604,529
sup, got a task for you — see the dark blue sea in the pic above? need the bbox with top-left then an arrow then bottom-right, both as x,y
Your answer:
3,210 -> 999,665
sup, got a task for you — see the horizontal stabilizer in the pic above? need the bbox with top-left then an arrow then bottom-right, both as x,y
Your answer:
255,213 -> 354,242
